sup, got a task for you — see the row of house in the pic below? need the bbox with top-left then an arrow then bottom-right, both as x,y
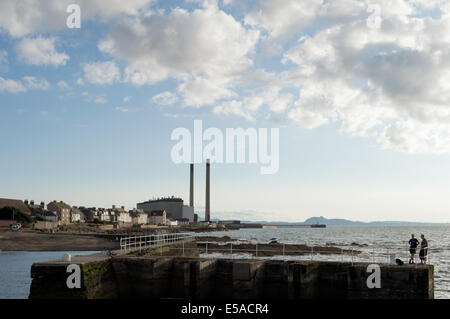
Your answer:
1,197 -> 195,227
24,199 -> 190,226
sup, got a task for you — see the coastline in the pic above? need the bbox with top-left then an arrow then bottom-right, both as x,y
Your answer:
0,230 -> 119,252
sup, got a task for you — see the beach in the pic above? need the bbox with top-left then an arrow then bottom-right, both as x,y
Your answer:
0,229 -> 119,252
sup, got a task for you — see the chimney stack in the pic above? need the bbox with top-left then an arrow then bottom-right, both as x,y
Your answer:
190,164 -> 194,208
205,159 -> 210,223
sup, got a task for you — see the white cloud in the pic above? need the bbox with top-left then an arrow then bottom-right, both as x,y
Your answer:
57,80 -> 70,89
16,37 -> 69,67
4,0 -> 450,155
94,96 -> 108,104
245,0 -> 322,40
253,0 -> 450,154
99,2 -> 259,106
213,100 -> 256,122
22,76 -> 51,90
0,0 -> 153,37
0,50 -> 8,71
178,77 -> 236,107
287,107 -> 329,129
82,61 -> 121,85
115,106 -> 130,113
0,77 -> 26,93
152,91 -> 179,105
123,96 -> 132,103
378,120 -> 450,154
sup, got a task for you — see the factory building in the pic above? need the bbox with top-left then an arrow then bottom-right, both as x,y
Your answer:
182,205 -> 194,223
137,197 -> 184,220
137,161 -> 210,224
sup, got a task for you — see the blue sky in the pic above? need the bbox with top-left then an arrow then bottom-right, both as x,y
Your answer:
2,0 -> 450,222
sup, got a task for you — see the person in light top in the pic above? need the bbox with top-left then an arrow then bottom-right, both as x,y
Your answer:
419,234 -> 428,265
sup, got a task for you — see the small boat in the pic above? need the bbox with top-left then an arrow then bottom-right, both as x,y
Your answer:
310,223 -> 326,228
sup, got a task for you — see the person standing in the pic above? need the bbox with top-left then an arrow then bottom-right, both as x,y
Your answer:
408,234 -> 419,264
419,234 -> 428,264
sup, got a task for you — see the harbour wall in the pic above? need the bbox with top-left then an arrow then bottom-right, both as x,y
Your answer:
29,243 -> 434,299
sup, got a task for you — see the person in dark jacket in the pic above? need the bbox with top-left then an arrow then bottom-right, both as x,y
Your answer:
408,234 -> 419,264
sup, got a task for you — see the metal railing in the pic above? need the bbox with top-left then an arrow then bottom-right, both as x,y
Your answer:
195,242 -> 432,265
119,236 -> 431,265
119,232 -> 194,254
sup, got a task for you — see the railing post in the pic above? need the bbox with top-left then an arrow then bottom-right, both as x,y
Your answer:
256,243 -> 258,257
182,241 -> 185,257
283,244 -> 285,257
231,243 -> 233,256
351,248 -> 354,265
206,242 -> 208,254
311,247 -> 313,261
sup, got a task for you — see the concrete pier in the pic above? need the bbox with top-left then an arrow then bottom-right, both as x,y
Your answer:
29,250 -> 434,299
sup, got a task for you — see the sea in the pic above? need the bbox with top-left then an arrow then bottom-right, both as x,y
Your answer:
197,225 -> 450,299
1,226 -> 449,299
0,251 -> 97,299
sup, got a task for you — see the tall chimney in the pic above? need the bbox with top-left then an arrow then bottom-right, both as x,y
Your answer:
190,164 -> 194,208
205,159 -> 210,223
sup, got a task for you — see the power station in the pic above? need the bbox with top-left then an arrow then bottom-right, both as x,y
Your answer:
190,160 -> 211,223
138,161 -> 211,223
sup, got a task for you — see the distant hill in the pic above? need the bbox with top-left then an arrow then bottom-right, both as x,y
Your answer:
207,215 -> 447,226
302,216 -> 446,226
235,216 -> 446,226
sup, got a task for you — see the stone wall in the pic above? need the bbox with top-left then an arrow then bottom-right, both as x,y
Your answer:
29,244 -> 434,299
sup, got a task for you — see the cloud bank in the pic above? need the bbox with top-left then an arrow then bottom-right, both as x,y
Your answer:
2,0 -> 450,154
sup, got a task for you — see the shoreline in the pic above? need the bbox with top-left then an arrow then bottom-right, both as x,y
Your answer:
0,224 -> 231,252
0,230 -> 119,252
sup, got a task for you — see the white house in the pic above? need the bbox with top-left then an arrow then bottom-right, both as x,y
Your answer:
99,210 -> 112,222
71,208 -> 83,223
166,219 -> 178,226
147,210 -> 167,225
130,209 -> 147,225
116,211 -> 132,223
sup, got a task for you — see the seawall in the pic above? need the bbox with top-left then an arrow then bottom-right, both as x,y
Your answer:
29,246 -> 434,299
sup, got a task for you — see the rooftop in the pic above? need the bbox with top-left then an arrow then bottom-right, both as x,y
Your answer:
0,198 -> 32,215
138,197 -> 183,205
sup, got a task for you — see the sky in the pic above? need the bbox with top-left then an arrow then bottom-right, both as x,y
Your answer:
2,0 -> 450,223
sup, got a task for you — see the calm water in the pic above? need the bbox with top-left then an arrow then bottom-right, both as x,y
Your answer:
0,251 -> 97,299
198,225 -> 450,299
1,226 -> 449,299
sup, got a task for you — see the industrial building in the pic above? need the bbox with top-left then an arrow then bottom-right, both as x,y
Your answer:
137,161 -> 210,224
137,197 -> 184,220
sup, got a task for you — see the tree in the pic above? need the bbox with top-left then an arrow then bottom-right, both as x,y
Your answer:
0,206 -> 33,224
